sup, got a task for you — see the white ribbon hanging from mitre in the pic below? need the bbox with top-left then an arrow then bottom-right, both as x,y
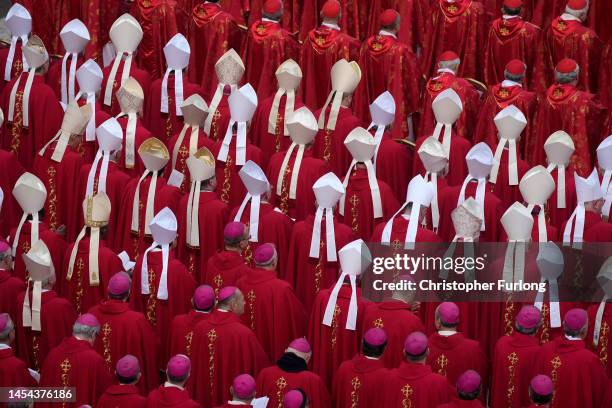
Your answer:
597,135 -> 612,217
218,83 -> 257,166
381,175 -> 434,250
269,59 -> 302,136
204,49 -> 244,134
519,165 -> 556,243
140,207 -> 176,300
11,172 -> 46,258
86,118 -> 123,197
318,59 -> 361,131
59,19 -> 90,105
418,136 -> 447,231
534,242 -> 564,329
75,59 -> 103,141
185,147 -> 216,248
501,202 -> 533,292
563,169 -> 603,249
309,172 -> 345,262
103,14 -> 143,107
594,257 -> 612,346
490,105 -> 527,186
4,3 -> 31,82
116,77 -> 144,169
457,143 -> 493,231
339,127 -> 382,218
430,88 -> 462,158
22,240 -> 53,332
367,91 -> 395,166
171,94 -> 208,172
234,161 -> 270,243
544,131 -> 575,209
161,34 -> 190,115
277,107 -> 318,200
323,239 -> 371,330
38,102 -> 91,163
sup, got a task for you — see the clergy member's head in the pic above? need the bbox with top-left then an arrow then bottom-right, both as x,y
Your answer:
379,9 -> 400,33
515,305 -> 541,335
193,285 -> 215,312
230,374 -> 256,403
286,337 -> 312,364
391,275 -> 417,304
554,58 -> 579,86
116,354 -> 141,385
108,272 -> 131,302
0,313 -> 15,345
404,332 -> 428,363
529,375 -> 554,405
437,51 -> 460,74
564,0 -> 588,22
504,59 -> 526,85
262,0 -> 283,22
320,0 -> 341,24
435,302 -> 460,332
254,243 -> 278,271
224,222 -> 249,251
218,286 -> 245,316
562,308 -> 588,339
73,313 -> 100,345
362,328 -> 387,359
283,389 -> 309,408
166,354 -> 191,386
501,0 -> 522,16
456,370 -> 481,401
0,239 -> 12,270
576,169 -> 604,214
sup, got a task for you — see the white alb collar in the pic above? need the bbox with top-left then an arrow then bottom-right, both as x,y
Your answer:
262,17 -> 279,24
561,13 -> 581,22
164,382 -> 184,390
378,29 -> 397,39
438,330 -> 457,337
322,22 -> 340,31
501,79 -> 522,88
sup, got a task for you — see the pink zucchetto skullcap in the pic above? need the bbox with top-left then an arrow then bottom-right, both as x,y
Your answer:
167,354 -> 191,378
437,302 -> 460,325
254,243 -> 276,266
193,285 -> 215,310
530,374 -> 554,396
404,331 -> 428,356
457,370 -> 481,394
364,327 -> 387,346
0,313 -> 9,332
232,374 -> 256,399
289,337 -> 311,353
116,354 -> 140,378
283,389 -> 305,408
0,239 -> 10,253
76,313 -> 100,328
223,84 -> 232,95
563,308 -> 587,331
224,221 -> 246,240
218,286 -> 237,303
516,305 -> 541,329
108,272 -> 131,296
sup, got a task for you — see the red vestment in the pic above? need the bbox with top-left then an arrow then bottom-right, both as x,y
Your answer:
0,269 -> 25,321
531,0 -> 566,30
147,385 -> 201,408
168,309 -> 211,358
96,384 -> 147,408
100,61 -> 152,116
0,346 -> 35,388
256,363 -> 331,408
246,0 -> 300,32
0,149 -> 25,236
88,299 -> 159,393
206,93 -> 232,143
0,43 -> 24,95
299,27 -> 360,110
490,149 -> 531,209
413,133 -> 471,187
371,133 -> 413,202
14,290 -> 76,371
438,399 -> 484,407
79,0 -> 124,59
338,168 -> 400,240
489,332 -> 541,408
332,354 -> 388,408
236,267 -> 307,360
354,34 -> 421,140
0,75 -> 64,169
366,0 -> 426,52
204,250 -> 251,296
75,98 -> 112,162
421,0 -> 487,80
308,285 -> 370,388
383,361 -> 453,407
218,0 -> 250,26
599,42 -> 612,109
583,215 -> 612,242
26,0 -> 70,56
536,337 -> 608,408
299,0 -> 365,42
587,303 -> 612,378
370,217 -> 442,245
46,55 -> 84,102
116,116 -> 151,178
38,337 -> 113,408
190,309 -> 270,407
546,167 -> 577,229
165,130 -> 215,193
244,20 -> 299,99
588,0 -> 612,43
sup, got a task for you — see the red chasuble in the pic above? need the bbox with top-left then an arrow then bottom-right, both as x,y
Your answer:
96,384 -> 147,408
14,290 -> 76,371
0,149 -> 25,236
130,250 -> 196,368
285,214 -> 355,313
536,337 -> 608,408
354,34 -> 421,139
62,238 -> 122,315
130,0 -> 179,80
0,269 -> 25,321
0,43 -> 24,95
168,309 -> 212,358
0,75 -> 64,170
299,27 -> 360,110
483,17 -> 542,88
206,94 -> 232,143
190,309 -> 270,407
204,250 -> 250,296
244,20 -> 300,99
371,217 -> 442,247
165,130 -> 215,193
26,0 -> 70,56
38,337 -> 112,408
78,0 -> 123,59
531,0 -> 566,30
312,106 -> 363,177
236,267 -> 307,360
266,148 -> 329,221
177,190 -> 229,282
546,167 -> 577,229
588,0 -> 612,43
100,61 -> 152,117
418,73 -> 480,144
361,300 -> 426,369
529,85 -> 605,175
366,0 -> 426,52
308,285 -> 370,388
46,55 -> 84,102
332,354 -> 388,408
383,361 -> 453,407
299,0 -> 365,42
147,385 -> 201,408
370,132 -> 413,202
0,346 -> 35,387
490,149 -> 530,209
600,42 -> 612,109
490,332 -> 541,408
256,363 -> 331,408
587,303 -> 612,377
421,0 -> 487,80
339,168 -> 400,240
88,299 -> 159,393
413,133 -> 471,187
116,116 -> 151,178
145,77 -> 203,145
187,2 -> 245,99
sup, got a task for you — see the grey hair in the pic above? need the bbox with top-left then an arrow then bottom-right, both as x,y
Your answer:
504,70 -> 525,83
555,70 -> 579,84
263,11 -> 283,21
438,59 -> 460,71
0,317 -> 14,340
72,322 -> 100,339
565,5 -> 587,20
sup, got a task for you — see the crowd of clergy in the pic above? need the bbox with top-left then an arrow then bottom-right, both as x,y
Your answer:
0,0 -> 611,406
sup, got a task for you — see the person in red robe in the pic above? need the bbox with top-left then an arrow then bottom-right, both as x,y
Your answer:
366,0 -> 426,53
300,0 -> 365,43
190,287 -> 270,407
20,0 -> 70,57
0,150 -> 25,236
438,370 -> 485,408
483,0 -> 542,88
88,272 -> 159,393
383,332 -> 454,407
168,285 -> 215,358
299,1 -> 360,110
77,0 -> 123,60
421,0 -> 486,80
256,337 -> 331,407
526,374 -> 555,408
518,166 -> 559,243
187,0 -> 245,99
530,60 -> 606,175
0,313 -> 36,387
204,222 -> 251,294
236,244 -> 306,360
536,308 -> 608,408
539,0 -> 603,94
0,35 -> 63,170
177,146 -> 229,281
130,208 -> 197,370
0,4 -> 31,95
0,241 -> 25,320
354,10 -> 421,140
265,106 -> 329,220
587,299 -> 612,378
147,354 -> 201,408
543,131 -> 578,229
145,34 -> 203,144
598,41 -> 612,109
243,0 -> 300,99
96,355 -> 147,408
215,373 -> 257,408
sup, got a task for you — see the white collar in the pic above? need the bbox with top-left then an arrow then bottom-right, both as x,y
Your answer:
436,68 -> 456,76
560,13 -> 581,22
438,330 -> 457,337
218,308 -> 230,313
378,29 -> 397,39
227,402 -> 249,405
364,355 -> 380,360
164,382 -> 184,390
501,79 -> 522,88
502,15 -> 520,20
0,343 -> 11,350
564,335 -> 582,341
321,22 -> 340,31
262,17 -> 279,24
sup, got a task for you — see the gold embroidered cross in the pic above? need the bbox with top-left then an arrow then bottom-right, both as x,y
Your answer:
351,377 -> 361,389
373,318 -> 384,328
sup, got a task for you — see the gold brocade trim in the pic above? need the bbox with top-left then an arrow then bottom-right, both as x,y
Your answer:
211,110 -> 222,141
373,317 -> 384,328
13,59 -> 23,76
213,274 -> 223,296
275,377 -> 287,408
188,252 -> 196,277
401,384 -> 413,408
314,241 -> 324,295
221,155 -> 232,203
540,304 -> 550,344
550,356 -> 562,406
247,290 -> 256,331
323,129 -> 332,162
164,95 -> 174,141
506,352 -> 518,407
331,304 -> 341,350
46,166 -> 59,230
274,113 -> 282,153
207,329 -> 217,400
75,258 -> 85,314
102,322 -> 112,370
573,252 -> 584,297
349,194 -> 360,234
599,322 -> 609,368
178,145 -> 189,191
504,295 -> 515,336
10,91 -> 24,153
60,358 -> 72,407
31,334 -> 39,371
279,163 -> 292,215
243,239 -> 253,266
350,377 -> 361,408
436,354 -> 448,376
185,330 -> 194,357
146,268 -> 157,326
315,36 -> 326,46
